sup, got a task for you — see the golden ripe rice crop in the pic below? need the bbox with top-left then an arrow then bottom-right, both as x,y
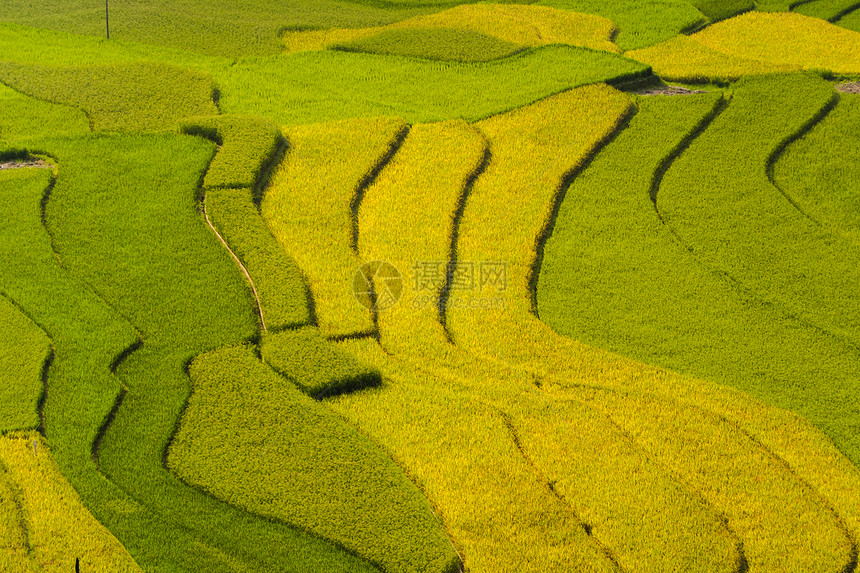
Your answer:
282,4 -> 619,55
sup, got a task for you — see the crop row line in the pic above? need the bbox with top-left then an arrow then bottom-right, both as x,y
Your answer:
527,100 -> 638,319
765,91 -> 841,225
492,404 -> 629,573
438,143 -> 490,340
202,194 -> 268,332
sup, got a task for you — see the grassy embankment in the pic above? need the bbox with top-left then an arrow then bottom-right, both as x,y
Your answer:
179,114 -> 310,331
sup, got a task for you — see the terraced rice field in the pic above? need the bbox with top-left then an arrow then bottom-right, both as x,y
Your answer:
1,1 -> 859,572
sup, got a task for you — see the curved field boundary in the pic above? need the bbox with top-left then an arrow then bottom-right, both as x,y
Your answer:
0,82 -> 90,143
0,432 -> 143,572
262,118 -> 406,339
774,93 -> 860,245
328,28 -> 527,63
0,0 -> 433,58
571,386 -> 856,571
0,166 -> 223,571
445,82 -> 860,568
169,343 -> 458,573
658,73 -> 860,383
627,12 -> 860,82
35,133 -> 381,572
536,0 -> 706,49
838,6 -> 860,29
794,0 -> 860,21
214,45 -> 650,125
261,327 -> 381,398
179,114 -> 286,195
0,295 -> 52,433
203,186 -> 312,332
201,193 -> 270,332
447,83 -> 635,368
687,0 -> 754,23
625,34 -> 798,83
182,115 -> 315,332
353,96 -> 744,572
341,117 -> 623,572
573,387 -> 858,571
0,62 -> 218,132
282,4 -> 620,55
358,119 -> 487,358
765,91 -> 840,225
327,338 -> 618,573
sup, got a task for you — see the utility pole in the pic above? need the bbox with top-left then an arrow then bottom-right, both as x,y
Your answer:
105,0 -> 110,39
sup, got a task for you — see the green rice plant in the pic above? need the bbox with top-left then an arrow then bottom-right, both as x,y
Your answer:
688,11 -> 860,75
688,0 -> 754,21
795,0 -> 860,21
626,35 -> 798,83
0,295 -> 51,433
0,166 -> 240,572
0,21 -> 221,69
537,89 -> 860,468
396,84 -> 860,560
839,7 -> 860,30
214,46 -> 650,124
0,20 -> 646,126
774,93 -> 860,245
262,117 -> 405,338
331,27 -> 524,62
204,188 -> 312,331
531,93 -> 860,569
180,114 -> 311,330
431,83 -> 860,563
536,0 -> 706,50
179,114 -> 283,191
0,0 -> 434,57
0,61 -> 218,132
0,431 -> 142,572
34,133 -> 380,572
168,343 -> 456,573
659,73 -> 860,377
0,83 -> 89,144
260,327 -> 381,397
283,4 -> 620,55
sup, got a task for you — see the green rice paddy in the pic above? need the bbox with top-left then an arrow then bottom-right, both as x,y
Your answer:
2,1 -> 860,571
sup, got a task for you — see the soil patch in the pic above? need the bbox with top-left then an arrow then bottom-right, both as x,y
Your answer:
835,81 -> 860,94
0,159 -> 46,170
634,85 -> 707,96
